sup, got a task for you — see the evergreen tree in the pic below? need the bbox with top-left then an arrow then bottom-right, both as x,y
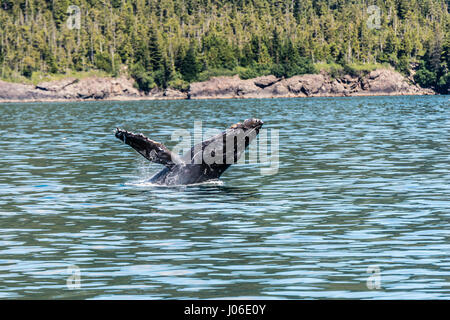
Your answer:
180,43 -> 200,82
52,0 -> 69,28
0,0 -> 446,91
148,28 -> 163,71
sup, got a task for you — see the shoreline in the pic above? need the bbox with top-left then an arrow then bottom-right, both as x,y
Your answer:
0,92 -> 437,104
0,68 -> 436,104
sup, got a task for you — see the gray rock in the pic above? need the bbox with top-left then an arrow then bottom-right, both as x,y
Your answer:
0,68 -> 436,103
163,88 -> 188,99
253,75 -> 279,88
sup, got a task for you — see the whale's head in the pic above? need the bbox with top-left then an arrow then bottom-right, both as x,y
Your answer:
229,118 -> 264,132
209,118 -> 264,164
228,118 -> 264,143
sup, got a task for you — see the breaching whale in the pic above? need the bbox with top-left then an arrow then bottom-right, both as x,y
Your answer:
115,118 -> 264,185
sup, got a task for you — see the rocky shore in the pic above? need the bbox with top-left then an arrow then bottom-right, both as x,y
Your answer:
0,68 -> 435,103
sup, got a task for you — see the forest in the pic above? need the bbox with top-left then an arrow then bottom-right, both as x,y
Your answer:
0,0 -> 448,93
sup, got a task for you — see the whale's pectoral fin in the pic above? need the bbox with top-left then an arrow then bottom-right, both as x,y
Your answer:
115,128 -> 183,168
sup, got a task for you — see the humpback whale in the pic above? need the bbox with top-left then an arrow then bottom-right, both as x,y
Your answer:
115,118 -> 264,185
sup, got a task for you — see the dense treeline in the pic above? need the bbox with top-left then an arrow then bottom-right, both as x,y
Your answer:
0,0 -> 448,93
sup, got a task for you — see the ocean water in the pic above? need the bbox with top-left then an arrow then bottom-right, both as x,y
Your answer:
0,95 -> 449,299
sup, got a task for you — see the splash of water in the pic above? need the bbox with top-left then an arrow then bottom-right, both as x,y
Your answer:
126,178 -> 224,188
126,159 -> 224,187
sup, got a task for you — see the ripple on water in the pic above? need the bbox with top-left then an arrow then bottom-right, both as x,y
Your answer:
0,96 -> 449,299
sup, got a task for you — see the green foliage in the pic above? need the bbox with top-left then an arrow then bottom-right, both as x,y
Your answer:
437,73 -> 449,94
414,64 -> 437,88
147,28 -> 163,71
413,20 -> 450,94
130,63 -> 156,93
315,62 -> 345,78
94,52 -> 113,73
343,63 -> 381,77
178,44 -> 201,82
0,0 -> 447,93
271,40 -> 316,78
196,68 -> 239,82
167,72 -> 190,92
202,33 -> 237,70
237,65 -> 271,80
52,0 -> 69,28
397,56 -> 411,76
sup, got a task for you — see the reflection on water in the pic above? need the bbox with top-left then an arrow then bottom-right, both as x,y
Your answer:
0,96 -> 449,299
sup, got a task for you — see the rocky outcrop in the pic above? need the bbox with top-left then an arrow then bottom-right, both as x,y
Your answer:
0,76 -> 144,102
147,87 -> 188,100
0,68 -> 435,103
356,69 -> 431,95
0,75 -> 188,102
253,75 -> 280,88
188,75 -> 257,99
0,80 -> 55,100
188,68 -> 434,99
36,76 -> 142,99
